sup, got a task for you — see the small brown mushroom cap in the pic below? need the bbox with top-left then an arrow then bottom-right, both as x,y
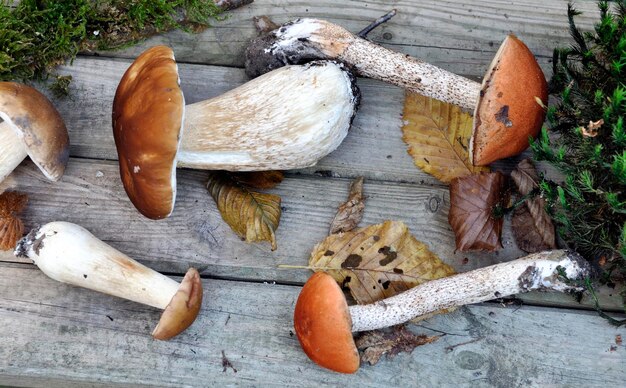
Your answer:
471,35 -> 548,166
112,46 -> 185,220
0,82 -> 69,181
152,268 -> 203,340
294,272 -> 359,374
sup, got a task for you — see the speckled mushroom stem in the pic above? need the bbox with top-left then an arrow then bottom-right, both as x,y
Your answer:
15,222 -> 180,309
0,121 -> 28,183
349,250 -> 589,332
340,38 -> 481,110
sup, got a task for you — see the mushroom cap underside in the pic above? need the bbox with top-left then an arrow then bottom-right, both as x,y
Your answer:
471,35 -> 548,166
112,45 -> 184,220
0,82 -> 69,181
152,268 -> 203,340
294,271 -> 359,374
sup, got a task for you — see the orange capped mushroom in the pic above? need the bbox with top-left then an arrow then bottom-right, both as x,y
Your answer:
294,251 -> 589,373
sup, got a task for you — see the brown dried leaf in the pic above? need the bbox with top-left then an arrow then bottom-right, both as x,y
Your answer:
0,215 -> 24,251
329,177 -> 365,235
448,172 -> 505,251
511,159 -> 556,252
402,93 -> 489,183
207,172 -> 281,250
0,191 -> 28,218
356,325 -> 440,365
229,171 -> 284,189
309,221 -> 455,304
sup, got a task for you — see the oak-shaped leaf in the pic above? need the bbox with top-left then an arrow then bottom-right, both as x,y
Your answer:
0,191 -> 28,251
448,172 -> 505,251
356,325 -> 440,365
207,172 -> 281,250
511,159 -> 556,252
402,93 -> 489,183
329,176 -> 365,235
309,220 -> 455,304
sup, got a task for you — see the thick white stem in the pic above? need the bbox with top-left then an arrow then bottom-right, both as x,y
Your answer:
0,121 -> 27,183
176,62 -> 357,171
349,250 -> 589,332
341,39 -> 480,110
15,222 -> 179,310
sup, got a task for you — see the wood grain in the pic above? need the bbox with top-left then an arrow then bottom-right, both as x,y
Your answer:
0,263 -> 623,387
84,0 -> 600,78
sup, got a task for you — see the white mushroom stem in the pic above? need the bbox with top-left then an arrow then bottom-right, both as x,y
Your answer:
176,62 -> 357,171
0,121 -> 27,183
349,250 -> 589,332
15,221 -> 179,309
259,19 -> 481,110
340,38 -> 480,110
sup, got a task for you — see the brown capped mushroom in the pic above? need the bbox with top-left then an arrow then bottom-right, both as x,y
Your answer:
0,82 -> 69,183
294,250 -> 589,373
15,221 -> 202,340
246,19 -> 548,166
112,46 -> 359,219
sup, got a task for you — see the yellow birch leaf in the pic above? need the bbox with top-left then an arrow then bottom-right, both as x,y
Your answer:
207,172 -> 281,250
402,92 -> 489,183
309,220 -> 455,304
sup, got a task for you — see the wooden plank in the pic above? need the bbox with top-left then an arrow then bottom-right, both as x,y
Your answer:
46,57 -> 530,186
0,157 -> 524,278
1,157 -> 620,311
0,264 -> 623,387
85,0 -> 600,78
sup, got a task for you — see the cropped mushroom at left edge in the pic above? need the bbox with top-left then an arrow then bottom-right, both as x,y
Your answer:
0,82 -> 70,183
112,45 -> 360,220
15,221 -> 203,340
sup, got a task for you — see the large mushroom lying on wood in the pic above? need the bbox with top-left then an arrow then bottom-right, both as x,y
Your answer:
245,18 -> 548,166
113,46 -> 359,219
0,82 -> 69,183
15,221 -> 202,340
294,250 -> 589,373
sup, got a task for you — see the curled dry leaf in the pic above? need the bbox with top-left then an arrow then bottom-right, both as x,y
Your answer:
0,191 -> 28,251
356,325 -> 440,365
309,220 -> 455,304
402,93 -> 489,184
207,172 -> 281,250
229,171 -> 284,189
511,159 -> 556,252
448,172 -> 506,251
329,177 -> 365,235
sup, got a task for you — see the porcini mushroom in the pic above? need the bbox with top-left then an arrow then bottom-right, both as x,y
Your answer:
294,250 -> 589,373
245,18 -> 548,166
14,221 -> 203,340
0,82 -> 69,183
112,46 -> 359,219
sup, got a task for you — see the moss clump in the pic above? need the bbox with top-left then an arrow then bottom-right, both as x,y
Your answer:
531,1 -> 626,316
0,0 -> 223,88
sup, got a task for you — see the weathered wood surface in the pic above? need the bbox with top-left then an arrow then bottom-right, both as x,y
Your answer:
86,0 -> 600,78
1,264 -> 623,387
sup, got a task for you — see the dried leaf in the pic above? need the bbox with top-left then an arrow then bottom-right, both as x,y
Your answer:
402,93 -> 489,183
581,119 -> 604,138
309,220 -> 455,304
329,177 -> 365,235
448,172 -> 506,251
0,215 -> 24,251
356,325 -> 440,365
511,159 -> 556,252
230,171 -> 284,189
207,172 -> 281,250
0,191 -> 28,218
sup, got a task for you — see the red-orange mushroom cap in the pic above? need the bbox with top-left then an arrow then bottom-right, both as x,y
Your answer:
471,34 -> 549,166
294,272 -> 359,374
112,46 -> 185,220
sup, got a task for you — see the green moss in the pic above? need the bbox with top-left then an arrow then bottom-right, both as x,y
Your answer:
0,0 -> 224,88
531,1 -> 626,319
